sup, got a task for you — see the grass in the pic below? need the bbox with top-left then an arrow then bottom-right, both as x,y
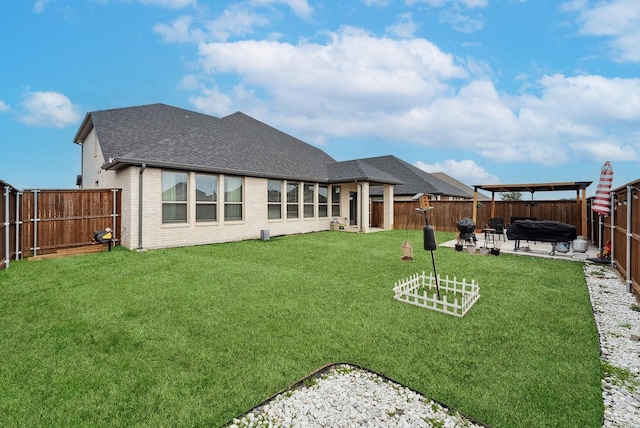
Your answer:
0,230 -> 603,427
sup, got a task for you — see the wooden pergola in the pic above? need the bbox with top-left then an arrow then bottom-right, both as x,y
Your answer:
472,181 -> 592,237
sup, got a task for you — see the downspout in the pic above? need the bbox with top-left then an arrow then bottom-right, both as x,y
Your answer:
626,186 -> 632,293
138,164 -> 146,250
3,186 -> 9,269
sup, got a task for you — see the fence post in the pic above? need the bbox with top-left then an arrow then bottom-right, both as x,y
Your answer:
15,191 -> 21,261
32,190 -> 38,256
3,186 -> 9,269
111,189 -> 117,244
627,186 -> 633,293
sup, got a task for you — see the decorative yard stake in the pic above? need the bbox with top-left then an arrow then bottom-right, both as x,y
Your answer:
403,200 -> 440,299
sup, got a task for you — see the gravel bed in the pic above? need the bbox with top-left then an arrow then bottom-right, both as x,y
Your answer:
227,262 -> 640,427
584,263 -> 640,427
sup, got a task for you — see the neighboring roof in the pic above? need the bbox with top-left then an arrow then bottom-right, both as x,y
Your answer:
74,103 -> 401,185
431,172 -> 490,200
474,182 -> 592,194
326,160 -> 404,185
361,155 -> 472,198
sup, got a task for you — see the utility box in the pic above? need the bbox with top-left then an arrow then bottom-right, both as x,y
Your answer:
260,230 -> 270,241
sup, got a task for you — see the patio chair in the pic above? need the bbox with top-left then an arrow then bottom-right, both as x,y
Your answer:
488,217 -> 505,241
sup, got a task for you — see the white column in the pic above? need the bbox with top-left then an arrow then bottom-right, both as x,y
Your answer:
360,182 -> 370,233
383,184 -> 394,230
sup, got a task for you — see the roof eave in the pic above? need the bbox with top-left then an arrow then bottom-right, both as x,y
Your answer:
103,158 -> 333,182
73,112 -> 94,145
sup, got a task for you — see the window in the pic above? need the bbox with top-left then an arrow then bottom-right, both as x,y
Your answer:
287,182 -> 299,219
162,171 -> 188,223
224,176 -> 243,221
196,174 -> 217,222
268,180 -> 282,219
318,185 -> 328,218
304,183 -> 314,218
331,186 -> 341,217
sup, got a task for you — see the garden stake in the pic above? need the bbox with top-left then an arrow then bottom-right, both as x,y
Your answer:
404,207 -> 440,299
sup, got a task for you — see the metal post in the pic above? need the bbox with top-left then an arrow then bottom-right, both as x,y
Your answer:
4,186 -> 9,269
111,189 -> 117,246
626,186 -> 632,292
33,190 -> 38,257
610,191 -> 615,268
15,191 -> 21,261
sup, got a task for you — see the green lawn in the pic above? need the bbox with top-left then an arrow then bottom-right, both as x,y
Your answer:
0,230 -> 603,427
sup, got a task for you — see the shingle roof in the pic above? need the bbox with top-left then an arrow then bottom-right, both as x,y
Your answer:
74,103 -> 405,185
431,172 -> 490,200
326,160 -> 404,185
362,155 -> 471,197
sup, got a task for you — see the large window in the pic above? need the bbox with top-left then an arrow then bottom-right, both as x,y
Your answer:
224,176 -> 243,221
318,185 -> 328,218
162,171 -> 188,223
331,186 -> 341,217
303,183 -> 314,218
287,182 -> 299,219
196,174 -> 217,222
268,180 -> 282,219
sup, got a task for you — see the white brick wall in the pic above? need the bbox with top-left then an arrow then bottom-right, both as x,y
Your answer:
121,168 -> 335,250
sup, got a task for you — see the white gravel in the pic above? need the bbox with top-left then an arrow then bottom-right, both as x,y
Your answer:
584,263 -> 640,427
228,262 -> 640,428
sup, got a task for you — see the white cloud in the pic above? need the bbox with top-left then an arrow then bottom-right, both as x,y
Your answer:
138,0 -> 196,8
386,13 -> 419,39
363,0 -> 390,7
154,15 -> 196,43
20,91 -> 81,128
415,159 -> 499,185
178,22 -> 639,168
570,141 -> 637,161
249,0 -> 313,18
196,26 -> 468,115
204,5 -> 269,41
33,0 -> 49,13
189,86 -> 235,116
439,8 -> 485,33
154,6 -> 269,43
406,0 -> 488,9
569,0 -> 640,63
0,100 -> 10,113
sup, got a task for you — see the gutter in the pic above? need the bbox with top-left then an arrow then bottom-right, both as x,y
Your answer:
138,163 -> 146,250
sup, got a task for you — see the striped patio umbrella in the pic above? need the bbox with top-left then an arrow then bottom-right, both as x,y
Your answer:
592,161 -> 613,217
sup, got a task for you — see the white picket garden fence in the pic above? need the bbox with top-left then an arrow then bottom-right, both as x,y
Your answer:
393,272 -> 480,317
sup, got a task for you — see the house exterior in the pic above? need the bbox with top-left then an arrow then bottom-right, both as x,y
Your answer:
73,104 -> 401,250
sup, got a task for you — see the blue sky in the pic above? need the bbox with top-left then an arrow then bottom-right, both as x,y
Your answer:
1,0 -> 639,198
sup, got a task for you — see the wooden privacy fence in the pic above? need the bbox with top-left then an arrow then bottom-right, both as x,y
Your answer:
588,180 -> 640,296
373,199 -> 584,233
1,183 -> 121,268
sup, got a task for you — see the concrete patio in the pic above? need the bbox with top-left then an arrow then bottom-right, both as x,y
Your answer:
440,232 -> 602,262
